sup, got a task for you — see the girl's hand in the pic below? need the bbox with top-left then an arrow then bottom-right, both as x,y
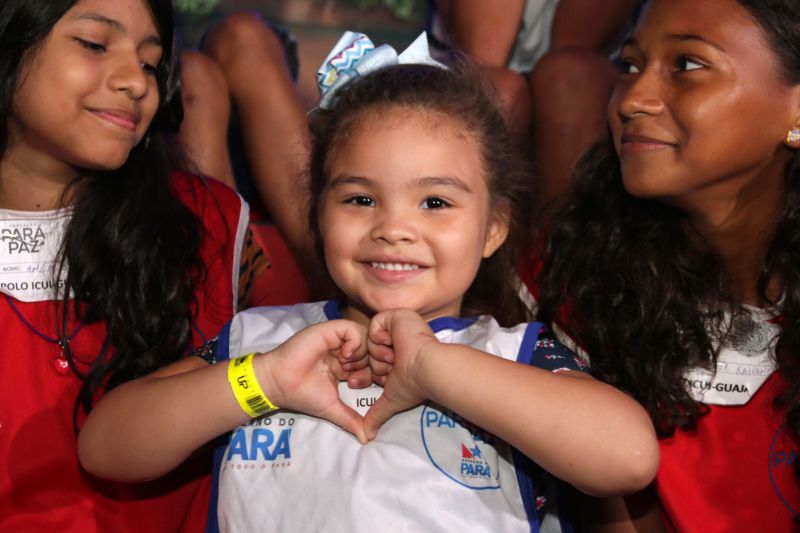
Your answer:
364,308 -> 439,439
259,319 -> 370,443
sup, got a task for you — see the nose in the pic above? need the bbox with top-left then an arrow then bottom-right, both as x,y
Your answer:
108,52 -> 149,100
369,208 -> 418,245
614,68 -> 665,121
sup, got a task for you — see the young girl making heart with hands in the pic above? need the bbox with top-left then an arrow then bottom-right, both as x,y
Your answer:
79,34 -> 658,532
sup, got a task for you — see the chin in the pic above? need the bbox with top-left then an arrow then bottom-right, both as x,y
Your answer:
621,175 -> 663,199
77,151 -> 134,172
365,296 -> 420,315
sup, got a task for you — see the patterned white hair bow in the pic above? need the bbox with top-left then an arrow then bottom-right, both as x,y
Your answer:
316,31 -> 445,109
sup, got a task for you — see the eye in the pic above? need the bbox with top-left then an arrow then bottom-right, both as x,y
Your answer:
345,195 -> 374,207
141,62 -> 158,76
75,38 -> 105,53
677,56 -> 704,71
619,59 -> 640,74
420,196 -> 450,209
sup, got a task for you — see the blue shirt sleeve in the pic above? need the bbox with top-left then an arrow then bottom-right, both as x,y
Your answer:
191,336 -> 219,365
529,324 -> 589,373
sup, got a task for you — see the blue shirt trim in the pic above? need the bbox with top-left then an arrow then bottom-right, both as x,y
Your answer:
517,322 -> 543,365
428,315 -> 477,333
323,300 -> 342,320
512,449 -> 541,533
205,319 -> 233,533
512,321 -> 543,532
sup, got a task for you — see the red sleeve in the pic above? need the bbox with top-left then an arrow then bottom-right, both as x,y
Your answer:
170,172 -> 248,349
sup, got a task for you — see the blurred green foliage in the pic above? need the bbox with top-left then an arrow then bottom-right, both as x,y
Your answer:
175,0 -> 220,17
349,0 -> 423,19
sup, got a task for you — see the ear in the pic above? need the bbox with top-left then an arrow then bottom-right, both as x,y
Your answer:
482,205 -> 510,259
784,85 -> 800,149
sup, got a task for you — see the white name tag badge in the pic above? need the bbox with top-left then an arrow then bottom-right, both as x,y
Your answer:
0,210 -> 70,302
683,313 -> 778,406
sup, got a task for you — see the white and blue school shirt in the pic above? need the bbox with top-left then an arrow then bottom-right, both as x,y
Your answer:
205,301 -> 587,533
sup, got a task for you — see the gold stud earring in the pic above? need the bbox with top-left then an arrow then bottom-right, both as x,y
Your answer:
787,128 -> 800,143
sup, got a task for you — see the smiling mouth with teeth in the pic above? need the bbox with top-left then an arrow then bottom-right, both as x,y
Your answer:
370,262 -> 420,271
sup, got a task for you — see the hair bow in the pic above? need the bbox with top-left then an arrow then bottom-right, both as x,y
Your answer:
316,31 -> 445,109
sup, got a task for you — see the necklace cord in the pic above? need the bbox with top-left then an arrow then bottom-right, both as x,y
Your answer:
5,293 -> 84,345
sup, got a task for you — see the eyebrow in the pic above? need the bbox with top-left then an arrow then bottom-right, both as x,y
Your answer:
327,175 -> 473,193
326,175 -> 370,190
71,12 -> 162,47
416,176 -> 473,193
669,33 -> 726,53
623,33 -> 726,53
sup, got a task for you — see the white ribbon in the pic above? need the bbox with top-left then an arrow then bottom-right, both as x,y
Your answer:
316,31 -> 445,109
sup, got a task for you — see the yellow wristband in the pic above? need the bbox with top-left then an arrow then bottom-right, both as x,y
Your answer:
227,353 -> 279,418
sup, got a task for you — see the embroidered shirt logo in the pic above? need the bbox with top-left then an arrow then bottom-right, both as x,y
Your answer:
768,423 -> 799,518
460,443 -> 493,480
223,416 -> 295,471
421,404 -> 504,489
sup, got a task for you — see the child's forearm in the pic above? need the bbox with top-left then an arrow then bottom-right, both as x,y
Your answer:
79,319 -> 370,482
78,354 -> 276,482
414,343 -> 659,497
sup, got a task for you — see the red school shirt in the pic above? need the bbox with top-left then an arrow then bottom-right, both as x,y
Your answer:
0,173 -> 247,533
657,371 -> 799,532
519,251 -> 800,531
